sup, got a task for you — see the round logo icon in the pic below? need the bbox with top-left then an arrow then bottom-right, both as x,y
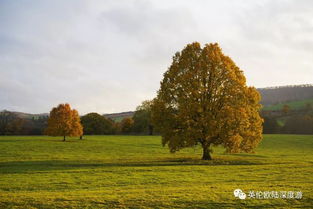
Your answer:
234,189 -> 242,197
234,189 -> 246,199
238,192 -> 247,200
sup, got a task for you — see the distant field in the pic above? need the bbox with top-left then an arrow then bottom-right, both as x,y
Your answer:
0,135 -> 312,208
262,98 -> 313,111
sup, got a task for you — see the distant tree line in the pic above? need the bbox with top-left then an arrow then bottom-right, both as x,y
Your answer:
1,101 -> 313,136
0,111 -> 47,135
262,103 -> 313,134
0,101 -> 154,136
79,100 -> 154,135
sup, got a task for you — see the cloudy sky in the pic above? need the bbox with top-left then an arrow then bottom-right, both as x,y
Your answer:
1,0 -> 313,114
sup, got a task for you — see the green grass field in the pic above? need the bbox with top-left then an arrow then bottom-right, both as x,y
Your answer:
0,135 -> 312,208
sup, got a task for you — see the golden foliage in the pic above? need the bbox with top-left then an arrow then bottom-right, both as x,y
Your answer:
151,42 -> 263,159
45,103 -> 83,140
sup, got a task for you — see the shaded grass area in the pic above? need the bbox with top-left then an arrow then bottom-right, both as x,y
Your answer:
0,135 -> 312,208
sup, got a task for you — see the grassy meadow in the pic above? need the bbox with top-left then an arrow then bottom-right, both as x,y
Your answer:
0,135 -> 312,208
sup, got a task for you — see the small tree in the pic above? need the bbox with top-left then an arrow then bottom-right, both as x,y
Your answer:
120,117 -> 134,134
45,103 -> 83,141
133,100 -> 154,135
151,42 -> 263,160
81,112 -> 115,135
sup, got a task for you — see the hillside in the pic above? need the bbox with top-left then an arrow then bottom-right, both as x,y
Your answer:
258,84 -> 313,106
0,109 -> 134,122
103,111 -> 134,122
0,110 -> 48,119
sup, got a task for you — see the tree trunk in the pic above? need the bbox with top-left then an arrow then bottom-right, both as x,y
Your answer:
80,135 -> 83,140
63,135 -> 66,142
202,144 -> 212,160
148,125 -> 153,135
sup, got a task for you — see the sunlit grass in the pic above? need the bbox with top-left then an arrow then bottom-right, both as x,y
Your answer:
0,135 -> 312,208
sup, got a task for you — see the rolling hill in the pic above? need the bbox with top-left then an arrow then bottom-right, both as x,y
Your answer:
258,84 -> 313,106
103,111 -> 134,122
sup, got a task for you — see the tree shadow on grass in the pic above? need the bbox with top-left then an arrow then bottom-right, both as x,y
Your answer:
0,139 -> 41,143
39,138 -> 82,142
0,138 -> 81,143
223,153 -> 269,158
0,158 -> 266,174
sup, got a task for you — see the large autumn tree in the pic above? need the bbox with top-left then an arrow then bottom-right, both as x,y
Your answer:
151,42 -> 263,160
45,103 -> 83,141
